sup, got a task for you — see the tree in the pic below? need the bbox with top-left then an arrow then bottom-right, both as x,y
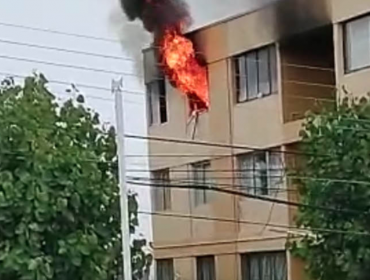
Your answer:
291,95 -> 370,280
0,74 -> 151,280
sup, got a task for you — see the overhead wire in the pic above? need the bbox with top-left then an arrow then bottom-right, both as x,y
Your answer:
0,21 -> 120,43
137,210 -> 370,236
0,38 -> 134,62
0,54 -> 140,77
0,71 -> 145,97
127,180 -> 365,215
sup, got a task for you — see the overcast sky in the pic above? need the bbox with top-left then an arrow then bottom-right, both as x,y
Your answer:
0,0 -> 275,244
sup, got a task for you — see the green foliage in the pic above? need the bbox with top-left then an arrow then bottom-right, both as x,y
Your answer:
0,74 -> 151,280
291,96 -> 370,280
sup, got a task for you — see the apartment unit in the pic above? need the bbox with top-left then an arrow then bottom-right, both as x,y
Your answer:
143,0 -> 370,279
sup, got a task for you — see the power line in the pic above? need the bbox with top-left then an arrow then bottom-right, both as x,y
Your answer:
129,177 -> 291,193
0,21 -> 120,43
124,133 -> 329,158
128,180 -> 364,215
0,71 -> 144,97
0,38 -> 134,61
0,54 -> 140,77
128,174 -> 370,187
137,211 -> 370,236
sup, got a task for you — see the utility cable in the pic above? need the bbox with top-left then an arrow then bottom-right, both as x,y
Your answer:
137,210 -> 370,236
127,180 -> 365,215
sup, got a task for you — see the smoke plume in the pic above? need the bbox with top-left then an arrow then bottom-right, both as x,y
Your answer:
119,0 -> 191,34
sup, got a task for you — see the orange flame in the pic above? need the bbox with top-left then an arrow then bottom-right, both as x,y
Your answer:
159,28 -> 209,111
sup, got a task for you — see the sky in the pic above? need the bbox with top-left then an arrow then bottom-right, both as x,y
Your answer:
0,0 -> 275,245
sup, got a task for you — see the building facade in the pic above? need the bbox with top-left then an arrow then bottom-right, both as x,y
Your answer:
143,0 -> 370,279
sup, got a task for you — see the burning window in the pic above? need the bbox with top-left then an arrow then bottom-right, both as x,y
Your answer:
121,0 -> 209,115
234,45 -> 277,103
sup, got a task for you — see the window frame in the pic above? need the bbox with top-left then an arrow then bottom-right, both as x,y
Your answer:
233,45 -> 278,104
196,255 -> 216,280
191,161 -> 211,207
241,251 -> 287,280
343,13 -> 370,74
237,151 -> 283,196
147,78 -> 168,126
156,258 -> 174,280
152,169 -> 171,211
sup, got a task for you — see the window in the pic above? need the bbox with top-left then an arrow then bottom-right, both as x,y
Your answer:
192,161 -> 211,207
238,151 -> 283,195
156,259 -> 174,280
234,45 -> 277,103
152,169 -> 171,211
197,256 -> 216,280
147,79 -> 168,125
241,252 -> 287,280
144,48 -> 168,126
345,15 -> 370,72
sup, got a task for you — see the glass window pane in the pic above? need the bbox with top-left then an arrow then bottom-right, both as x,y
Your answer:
258,48 -> 270,95
239,155 -> 254,193
269,152 -> 283,191
242,252 -> 287,280
197,256 -> 215,280
147,82 -> 160,124
254,152 -> 268,195
157,259 -> 174,280
158,79 -> 168,123
236,56 -> 248,102
346,16 -> 370,71
152,170 -> 171,210
247,52 -> 258,100
146,86 -> 154,126
269,46 -> 278,93
193,162 -> 211,206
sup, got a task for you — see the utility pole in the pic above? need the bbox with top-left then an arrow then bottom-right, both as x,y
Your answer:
112,78 -> 132,280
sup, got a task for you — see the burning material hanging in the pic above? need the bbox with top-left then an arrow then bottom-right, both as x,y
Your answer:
119,0 -> 210,113
158,28 -> 209,112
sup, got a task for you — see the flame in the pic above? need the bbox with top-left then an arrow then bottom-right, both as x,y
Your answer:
159,28 -> 209,111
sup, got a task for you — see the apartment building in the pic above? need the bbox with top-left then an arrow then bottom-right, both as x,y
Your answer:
143,0 -> 370,279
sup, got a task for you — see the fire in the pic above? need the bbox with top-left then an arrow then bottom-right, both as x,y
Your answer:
159,28 -> 209,111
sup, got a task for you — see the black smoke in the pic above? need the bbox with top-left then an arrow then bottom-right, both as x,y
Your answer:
274,0 -> 331,38
119,0 -> 191,34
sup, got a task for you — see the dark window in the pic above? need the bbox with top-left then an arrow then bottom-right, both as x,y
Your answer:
192,161 -> 211,207
238,151 -> 283,195
197,256 -> 216,280
152,169 -> 171,211
241,252 -> 287,280
147,78 -> 167,126
156,259 -> 174,280
344,15 -> 370,72
234,45 -> 277,103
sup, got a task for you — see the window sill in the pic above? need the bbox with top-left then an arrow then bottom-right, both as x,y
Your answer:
148,121 -> 168,128
344,65 -> 370,76
236,91 -> 277,105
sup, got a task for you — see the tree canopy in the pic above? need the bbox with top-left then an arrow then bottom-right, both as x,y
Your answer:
292,96 -> 370,280
0,74 -> 151,280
